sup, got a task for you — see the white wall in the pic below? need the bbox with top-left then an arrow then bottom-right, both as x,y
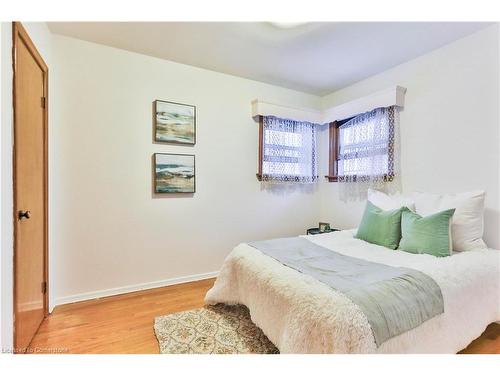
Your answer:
0,22 -> 3,350
50,35 -> 322,305
0,22 -> 51,351
318,24 -> 500,249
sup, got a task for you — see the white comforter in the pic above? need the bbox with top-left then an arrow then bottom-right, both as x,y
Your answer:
205,230 -> 500,353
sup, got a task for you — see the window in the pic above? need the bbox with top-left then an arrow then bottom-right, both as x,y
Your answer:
257,116 -> 317,183
326,106 -> 397,183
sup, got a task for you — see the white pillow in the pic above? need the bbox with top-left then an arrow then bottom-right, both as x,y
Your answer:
367,189 -> 415,211
412,190 -> 487,252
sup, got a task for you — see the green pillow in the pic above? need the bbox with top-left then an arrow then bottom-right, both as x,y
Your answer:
355,201 -> 405,249
398,208 -> 455,257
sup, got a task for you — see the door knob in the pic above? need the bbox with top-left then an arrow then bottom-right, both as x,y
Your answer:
18,210 -> 31,220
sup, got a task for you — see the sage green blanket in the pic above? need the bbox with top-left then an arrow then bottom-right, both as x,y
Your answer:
248,237 -> 444,347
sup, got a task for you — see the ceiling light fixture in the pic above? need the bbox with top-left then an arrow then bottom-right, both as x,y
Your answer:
269,22 -> 309,29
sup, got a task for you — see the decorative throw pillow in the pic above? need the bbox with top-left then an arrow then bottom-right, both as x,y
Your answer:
368,189 -> 416,212
398,208 -> 455,257
412,190 -> 487,251
355,201 -> 405,250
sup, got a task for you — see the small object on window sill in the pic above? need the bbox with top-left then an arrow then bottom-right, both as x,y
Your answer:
319,222 -> 330,232
306,227 -> 339,235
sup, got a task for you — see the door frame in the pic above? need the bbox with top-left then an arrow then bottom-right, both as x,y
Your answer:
12,21 -> 49,350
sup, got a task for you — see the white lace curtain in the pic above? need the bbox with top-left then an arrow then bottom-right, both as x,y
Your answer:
338,106 -> 401,201
261,116 -> 318,183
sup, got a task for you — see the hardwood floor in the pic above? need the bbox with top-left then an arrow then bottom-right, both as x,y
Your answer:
459,323 -> 500,354
28,278 -> 499,354
28,278 -> 215,354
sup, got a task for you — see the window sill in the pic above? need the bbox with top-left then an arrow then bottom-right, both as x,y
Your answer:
258,173 -> 320,182
325,174 -> 394,183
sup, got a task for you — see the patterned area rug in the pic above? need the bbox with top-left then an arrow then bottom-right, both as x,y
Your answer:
154,304 -> 279,354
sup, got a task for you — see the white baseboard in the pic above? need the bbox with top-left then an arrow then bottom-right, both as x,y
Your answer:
51,271 -> 219,311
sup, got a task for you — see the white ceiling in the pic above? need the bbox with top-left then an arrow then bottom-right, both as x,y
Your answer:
47,22 -> 491,95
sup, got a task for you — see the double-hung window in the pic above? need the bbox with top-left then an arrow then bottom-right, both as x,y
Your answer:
327,106 -> 396,182
257,116 -> 318,183
326,106 -> 399,200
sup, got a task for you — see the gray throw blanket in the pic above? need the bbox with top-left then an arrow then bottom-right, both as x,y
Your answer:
248,237 -> 444,347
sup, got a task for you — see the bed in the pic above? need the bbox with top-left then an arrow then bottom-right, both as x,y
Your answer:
205,229 -> 500,353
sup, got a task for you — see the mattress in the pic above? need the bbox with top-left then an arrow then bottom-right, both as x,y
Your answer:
205,230 -> 500,353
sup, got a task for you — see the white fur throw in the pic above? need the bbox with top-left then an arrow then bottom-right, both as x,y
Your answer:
205,230 -> 500,353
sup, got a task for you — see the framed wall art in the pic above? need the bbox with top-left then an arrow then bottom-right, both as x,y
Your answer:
154,153 -> 195,193
154,100 -> 196,145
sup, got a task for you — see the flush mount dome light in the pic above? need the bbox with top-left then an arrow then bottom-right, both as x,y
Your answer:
269,22 -> 309,29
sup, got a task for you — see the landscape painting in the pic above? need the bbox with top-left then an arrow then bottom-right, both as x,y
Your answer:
155,100 -> 196,144
154,153 -> 195,193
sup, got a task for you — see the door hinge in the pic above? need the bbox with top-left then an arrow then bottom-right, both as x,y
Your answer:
41,96 -> 46,108
41,281 -> 47,294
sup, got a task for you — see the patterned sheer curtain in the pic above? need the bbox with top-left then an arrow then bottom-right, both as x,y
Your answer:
261,116 -> 318,183
338,106 -> 401,201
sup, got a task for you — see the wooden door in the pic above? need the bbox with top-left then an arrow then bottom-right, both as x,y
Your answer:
13,22 -> 49,353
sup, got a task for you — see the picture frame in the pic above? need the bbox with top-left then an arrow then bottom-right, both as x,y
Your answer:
154,100 -> 196,145
154,153 -> 195,193
318,222 -> 330,232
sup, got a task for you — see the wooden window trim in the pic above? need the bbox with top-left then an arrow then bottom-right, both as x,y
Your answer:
256,115 -> 263,181
325,121 -> 339,182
